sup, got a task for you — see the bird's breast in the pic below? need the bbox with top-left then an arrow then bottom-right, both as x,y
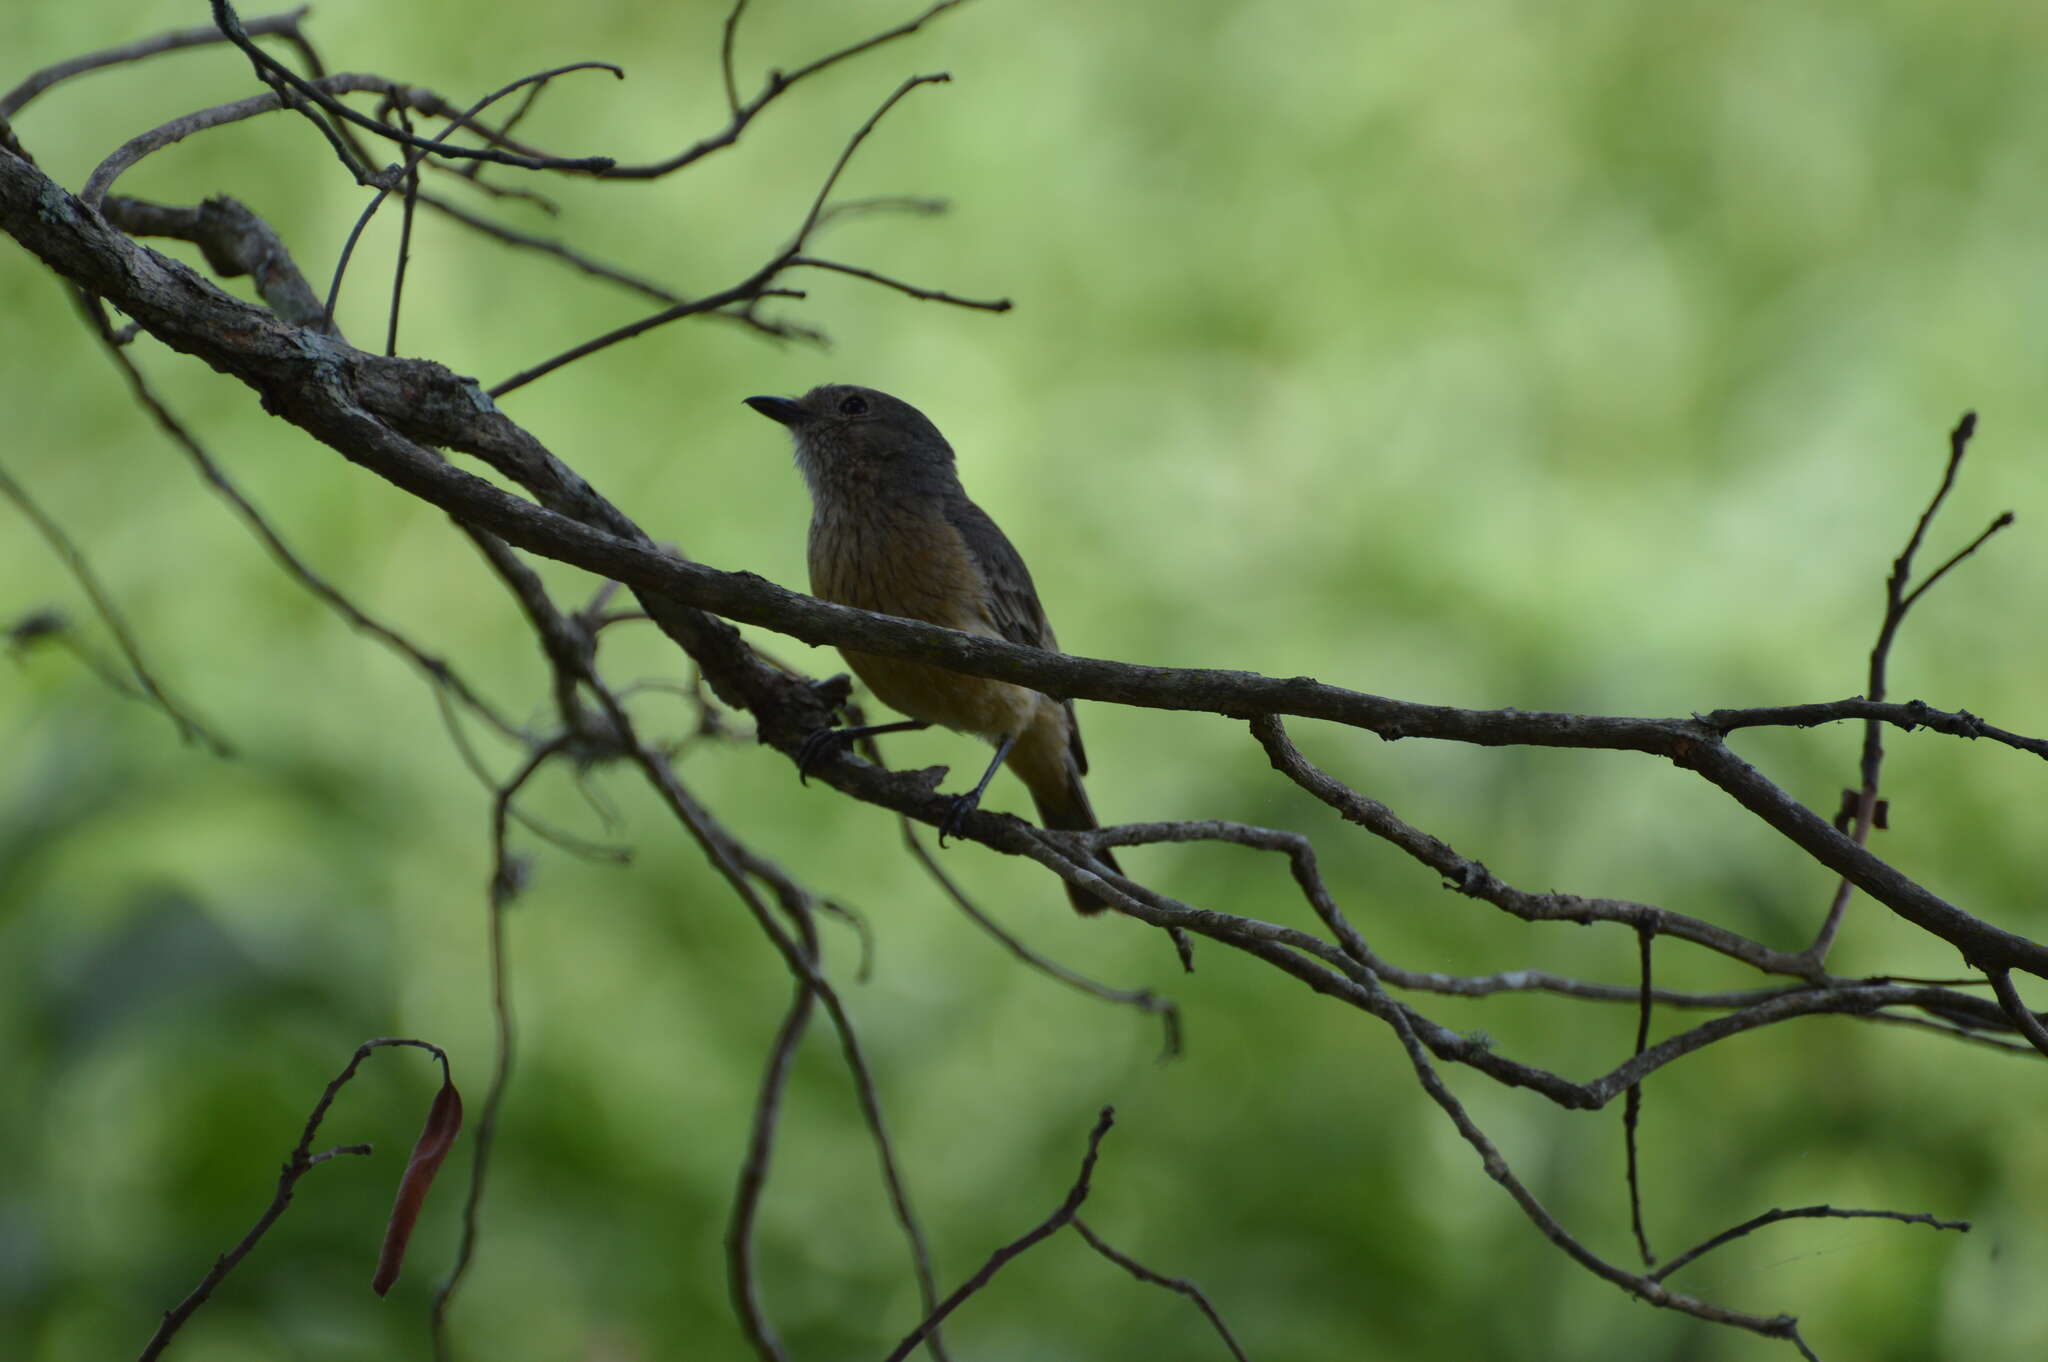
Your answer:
809,501 -> 986,632
807,500 -> 1043,738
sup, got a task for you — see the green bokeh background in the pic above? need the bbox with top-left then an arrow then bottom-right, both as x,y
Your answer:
6,1 -> 2048,1358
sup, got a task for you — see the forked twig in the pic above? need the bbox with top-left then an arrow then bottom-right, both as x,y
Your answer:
606,0 -> 970,179
488,72 -> 964,398
1803,413 -> 2012,967
138,1038 -> 449,1362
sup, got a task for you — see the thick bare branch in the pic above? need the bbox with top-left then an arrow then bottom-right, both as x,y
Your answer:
102,194 -> 334,332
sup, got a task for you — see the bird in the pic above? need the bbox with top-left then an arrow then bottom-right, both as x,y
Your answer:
744,383 -> 1120,914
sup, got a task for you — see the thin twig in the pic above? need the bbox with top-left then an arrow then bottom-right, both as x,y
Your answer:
321,62 -> 623,327
1986,970 -> 2048,1061
431,742 -> 563,1355
1250,715 -> 1815,977
137,1038 -> 447,1361
814,194 -> 949,228
459,568 -> 959,1362
719,0 -> 750,117
1901,512 -> 2015,613
0,456 -> 230,754
413,191 -> 683,303
1072,1218 -> 1251,1362
1652,1205 -> 1969,1284
489,73 -> 952,398
207,0 -> 614,173
1863,1009 -> 2035,1055
1019,826 -> 2031,1115
82,276 -> 624,860
901,818 -> 1181,1057
75,293 -> 523,743
610,722 -> 956,1362
385,100 -> 420,355
791,255 -> 1010,310
883,1108 -> 1116,1362
1802,412 -> 2010,968
727,933 -> 815,1362
410,191 -> 821,347
1624,925 -> 1656,1267
82,73 -> 424,206
10,613 -> 145,700
1367,974 -> 1823,1357
791,75 -> 949,243
488,282 -> 806,397
446,78 -> 553,188
0,5 -> 310,118
603,0 -> 969,179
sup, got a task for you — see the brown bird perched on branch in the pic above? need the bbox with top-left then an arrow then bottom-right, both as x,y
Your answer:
744,383 -> 1120,914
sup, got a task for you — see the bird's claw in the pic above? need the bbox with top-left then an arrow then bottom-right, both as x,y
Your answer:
796,727 -> 848,785
937,791 -> 981,847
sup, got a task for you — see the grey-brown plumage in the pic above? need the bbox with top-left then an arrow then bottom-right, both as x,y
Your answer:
744,383 -> 1119,914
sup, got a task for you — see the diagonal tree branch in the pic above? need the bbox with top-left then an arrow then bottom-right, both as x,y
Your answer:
7,142 -> 2040,989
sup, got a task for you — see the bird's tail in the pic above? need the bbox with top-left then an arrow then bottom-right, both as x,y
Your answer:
1029,769 -> 1121,916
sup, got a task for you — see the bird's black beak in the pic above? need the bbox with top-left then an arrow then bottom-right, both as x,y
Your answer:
743,395 -> 806,427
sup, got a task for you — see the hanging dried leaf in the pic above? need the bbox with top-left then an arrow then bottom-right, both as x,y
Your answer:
372,1075 -> 464,1296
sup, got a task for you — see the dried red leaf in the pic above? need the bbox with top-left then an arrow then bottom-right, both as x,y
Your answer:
371,1076 -> 464,1296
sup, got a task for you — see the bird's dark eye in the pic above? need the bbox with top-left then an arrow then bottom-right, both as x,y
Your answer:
838,394 -> 869,416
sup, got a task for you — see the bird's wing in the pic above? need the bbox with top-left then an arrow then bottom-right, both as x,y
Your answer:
943,493 -> 1055,650
943,493 -> 1089,776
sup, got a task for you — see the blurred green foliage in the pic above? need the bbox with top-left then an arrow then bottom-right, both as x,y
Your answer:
5,1 -> 2048,1358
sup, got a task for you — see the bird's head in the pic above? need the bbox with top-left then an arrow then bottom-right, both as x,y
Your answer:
744,384 -> 957,498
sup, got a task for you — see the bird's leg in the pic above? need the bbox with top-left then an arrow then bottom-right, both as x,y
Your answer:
938,734 -> 1017,847
796,719 -> 928,784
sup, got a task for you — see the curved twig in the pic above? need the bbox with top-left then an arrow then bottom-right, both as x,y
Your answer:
0,5 -> 310,118
1652,1204 -> 1968,1284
